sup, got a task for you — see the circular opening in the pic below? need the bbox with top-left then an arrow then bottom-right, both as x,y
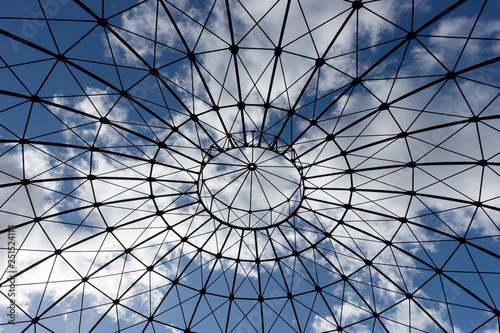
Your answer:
198,145 -> 303,230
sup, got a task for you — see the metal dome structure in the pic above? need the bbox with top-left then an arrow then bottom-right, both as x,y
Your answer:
1,1 -> 499,332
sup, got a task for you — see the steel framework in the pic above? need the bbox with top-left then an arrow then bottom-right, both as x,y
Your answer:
0,1 -> 499,332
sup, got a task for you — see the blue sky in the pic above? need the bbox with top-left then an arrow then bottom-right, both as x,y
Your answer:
1,0 -> 500,332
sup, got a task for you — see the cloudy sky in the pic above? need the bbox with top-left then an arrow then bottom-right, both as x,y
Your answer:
1,0 -> 500,332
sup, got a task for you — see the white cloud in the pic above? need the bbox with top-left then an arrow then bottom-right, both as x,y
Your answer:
1,1 -> 499,332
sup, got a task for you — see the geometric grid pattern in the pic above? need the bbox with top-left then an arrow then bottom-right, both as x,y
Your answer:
0,1 -> 499,332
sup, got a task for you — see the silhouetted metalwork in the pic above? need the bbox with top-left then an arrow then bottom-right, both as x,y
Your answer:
0,1 -> 499,332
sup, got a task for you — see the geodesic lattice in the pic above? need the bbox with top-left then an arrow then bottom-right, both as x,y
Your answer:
1,1 -> 500,332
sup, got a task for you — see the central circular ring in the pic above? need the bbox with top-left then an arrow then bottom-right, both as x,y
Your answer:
198,145 -> 304,230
